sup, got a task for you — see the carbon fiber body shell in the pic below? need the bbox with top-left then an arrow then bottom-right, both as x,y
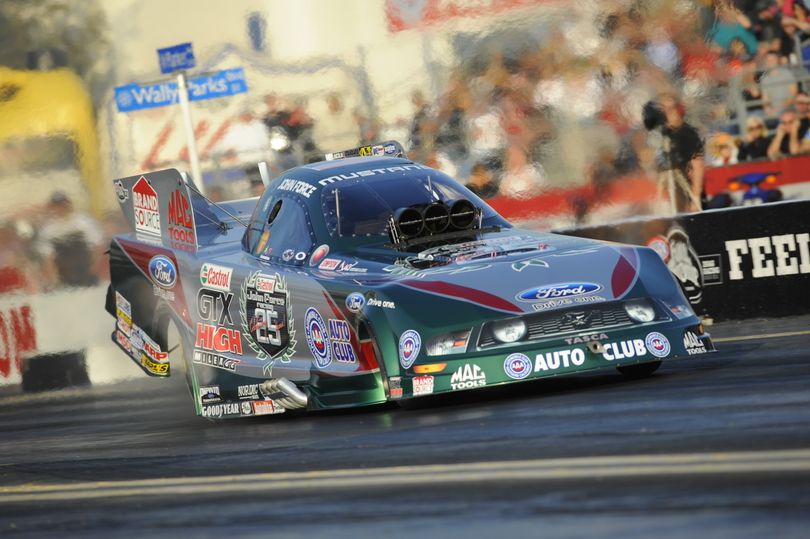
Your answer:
106,156 -> 714,419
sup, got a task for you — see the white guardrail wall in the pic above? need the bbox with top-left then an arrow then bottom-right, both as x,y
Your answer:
0,284 -> 141,388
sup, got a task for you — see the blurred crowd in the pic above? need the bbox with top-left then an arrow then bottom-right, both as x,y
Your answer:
0,193 -> 123,295
210,0 -> 810,211
401,0 -> 810,200
6,2 -> 810,301
705,0 -> 810,165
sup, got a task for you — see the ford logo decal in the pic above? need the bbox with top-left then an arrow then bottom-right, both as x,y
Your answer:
148,255 -> 177,289
345,292 -> 366,313
517,282 -> 601,302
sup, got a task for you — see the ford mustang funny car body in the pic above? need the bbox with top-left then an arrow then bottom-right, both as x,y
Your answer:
106,141 -> 715,419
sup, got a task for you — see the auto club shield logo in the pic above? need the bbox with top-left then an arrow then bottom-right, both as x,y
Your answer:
645,332 -> 671,358
503,353 -> 532,380
398,329 -> 421,369
240,271 -> 296,371
304,308 -> 331,368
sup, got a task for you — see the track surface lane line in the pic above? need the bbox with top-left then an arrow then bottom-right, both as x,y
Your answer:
2,449 -> 809,503
712,329 -> 810,343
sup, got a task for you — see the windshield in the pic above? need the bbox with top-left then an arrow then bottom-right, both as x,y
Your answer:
244,194 -> 315,264
320,170 -> 505,238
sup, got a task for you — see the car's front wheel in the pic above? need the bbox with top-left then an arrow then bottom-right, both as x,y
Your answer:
616,360 -> 661,379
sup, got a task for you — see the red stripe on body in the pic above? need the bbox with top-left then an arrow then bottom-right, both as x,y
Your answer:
321,291 -> 378,372
611,248 -> 640,299
117,238 -> 192,326
400,279 -> 522,313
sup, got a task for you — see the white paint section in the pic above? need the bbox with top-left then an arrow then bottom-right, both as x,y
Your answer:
748,237 -> 775,278
1,449 -> 808,503
0,285 -> 144,388
712,329 -> 810,343
798,233 -> 810,274
725,239 -> 749,281
772,234 -> 799,276
725,234 -> 810,280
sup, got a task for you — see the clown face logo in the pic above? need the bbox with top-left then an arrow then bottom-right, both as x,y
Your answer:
305,308 -> 331,368
398,329 -> 421,369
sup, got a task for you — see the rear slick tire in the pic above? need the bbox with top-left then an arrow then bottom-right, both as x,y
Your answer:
616,360 -> 662,379
161,319 -> 197,413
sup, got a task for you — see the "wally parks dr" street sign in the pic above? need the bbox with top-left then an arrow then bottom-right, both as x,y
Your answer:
114,68 -> 248,113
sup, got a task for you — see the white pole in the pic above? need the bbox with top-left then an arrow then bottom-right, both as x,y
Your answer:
176,72 -> 204,195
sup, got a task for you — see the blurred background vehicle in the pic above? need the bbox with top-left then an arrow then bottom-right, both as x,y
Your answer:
705,171 -> 784,207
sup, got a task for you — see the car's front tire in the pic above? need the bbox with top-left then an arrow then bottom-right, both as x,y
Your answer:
616,360 -> 662,379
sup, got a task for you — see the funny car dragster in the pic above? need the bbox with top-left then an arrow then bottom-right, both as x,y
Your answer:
106,141 -> 714,419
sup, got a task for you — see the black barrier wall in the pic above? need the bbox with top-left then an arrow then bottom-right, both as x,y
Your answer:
556,200 -> 810,322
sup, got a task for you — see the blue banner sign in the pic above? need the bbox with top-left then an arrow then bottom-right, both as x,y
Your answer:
157,42 -> 196,74
114,68 -> 249,113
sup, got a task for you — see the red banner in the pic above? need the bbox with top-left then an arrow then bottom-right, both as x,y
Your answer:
385,0 -> 549,32
0,305 -> 37,378
705,155 -> 810,196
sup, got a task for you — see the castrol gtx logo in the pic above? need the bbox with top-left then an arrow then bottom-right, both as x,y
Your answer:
517,282 -> 602,302
148,255 -> 177,288
200,263 -> 232,292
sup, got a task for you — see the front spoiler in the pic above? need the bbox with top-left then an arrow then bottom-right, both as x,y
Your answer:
391,319 -> 714,400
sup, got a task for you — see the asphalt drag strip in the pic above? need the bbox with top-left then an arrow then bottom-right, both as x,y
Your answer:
1,448 -> 809,504
0,315 -> 808,537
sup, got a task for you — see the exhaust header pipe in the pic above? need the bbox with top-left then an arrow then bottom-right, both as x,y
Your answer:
261,378 -> 308,410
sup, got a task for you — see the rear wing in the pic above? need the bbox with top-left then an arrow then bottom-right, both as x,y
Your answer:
113,169 -> 221,254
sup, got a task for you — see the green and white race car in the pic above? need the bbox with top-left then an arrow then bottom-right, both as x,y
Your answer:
106,142 -> 714,419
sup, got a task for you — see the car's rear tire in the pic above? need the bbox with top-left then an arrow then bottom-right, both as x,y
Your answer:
163,319 -> 196,405
616,360 -> 661,379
